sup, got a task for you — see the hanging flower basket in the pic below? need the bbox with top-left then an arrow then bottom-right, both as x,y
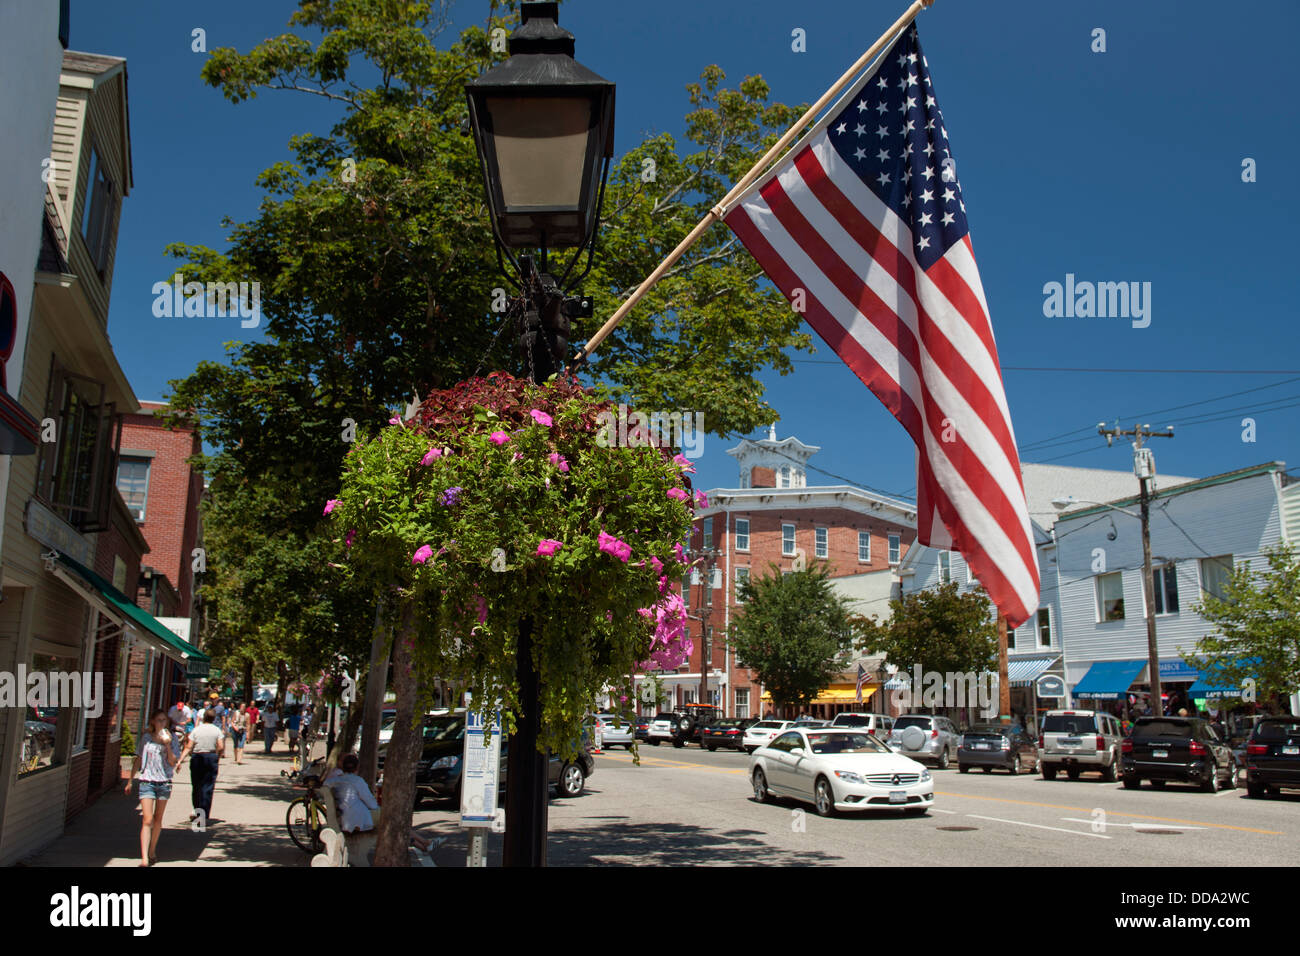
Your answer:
327,373 -> 698,755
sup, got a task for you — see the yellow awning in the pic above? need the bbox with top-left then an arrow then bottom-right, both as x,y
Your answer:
760,686 -> 877,704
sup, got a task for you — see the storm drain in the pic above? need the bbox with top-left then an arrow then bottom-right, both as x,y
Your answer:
936,825 -> 978,832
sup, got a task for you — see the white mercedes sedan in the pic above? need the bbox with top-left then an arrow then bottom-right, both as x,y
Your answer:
750,728 -> 934,816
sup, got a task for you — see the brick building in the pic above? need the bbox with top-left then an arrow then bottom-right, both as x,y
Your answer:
634,428 -> 918,719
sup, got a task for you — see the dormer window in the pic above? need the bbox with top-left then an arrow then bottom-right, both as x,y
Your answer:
81,147 -> 116,275
778,465 -> 791,488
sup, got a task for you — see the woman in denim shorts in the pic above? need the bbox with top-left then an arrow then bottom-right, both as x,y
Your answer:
125,709 -> 179,866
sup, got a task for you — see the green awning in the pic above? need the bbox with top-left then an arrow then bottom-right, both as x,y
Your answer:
52,553 -> 209,664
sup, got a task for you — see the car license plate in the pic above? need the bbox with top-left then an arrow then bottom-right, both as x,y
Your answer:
889,790 -> 907,804
1284,746 -> 1299,755
1153,750 -> 1168,759
973,743 -> 990,750
1061,738 -> 1079,746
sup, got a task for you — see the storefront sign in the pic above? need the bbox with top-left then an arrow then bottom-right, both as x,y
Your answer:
24,498 -> 93,566
1036,674 -> 1066,698
1158,659 -> 1200,682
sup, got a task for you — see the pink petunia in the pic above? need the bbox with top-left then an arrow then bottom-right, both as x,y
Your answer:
673,543 -> 686,563
597,530 -> 632,563
529,409 -> 553,427
323,499 -> 340,516
667,487 -> 689,502
536,539 -> 564,557
345,529 -> 356,548
476,595 -> 488,624
421,447 -> 442,465
412,544 -> 434,564
693,490 -> 708,509
672,453 -> 696,473
548,452 -> 570,472
489,431 -> 510,445
650,556 -> 663,575
389,416 -> 402,426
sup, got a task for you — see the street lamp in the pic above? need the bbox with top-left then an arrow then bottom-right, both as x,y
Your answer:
465,1 -> 615,868
1052,495 -> 1164,717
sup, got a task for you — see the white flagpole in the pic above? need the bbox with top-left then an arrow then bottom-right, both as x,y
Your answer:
570,0 -> 937,370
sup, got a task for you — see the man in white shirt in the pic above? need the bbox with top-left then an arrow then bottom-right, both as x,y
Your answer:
177,709 -> 225,824
262,707 -> 280,753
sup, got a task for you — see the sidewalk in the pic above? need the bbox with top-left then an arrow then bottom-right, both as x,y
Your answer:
24,740 -> 315,867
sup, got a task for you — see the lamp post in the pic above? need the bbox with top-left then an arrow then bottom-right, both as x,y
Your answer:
1053,495 -> 1167,718
466,1 -> 614,867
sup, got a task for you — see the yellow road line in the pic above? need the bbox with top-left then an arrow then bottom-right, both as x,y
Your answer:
933,790 -> 1283,835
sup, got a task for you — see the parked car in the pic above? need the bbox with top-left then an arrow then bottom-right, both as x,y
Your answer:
379,712 -> 595,808
958,724 -> 1039,774
1121,716 -> 1236,792
750,727 -> 933,816
646,704 -> 723,747
1038,709 -> 1124,781
743,719 -> 794,753
593,713 -> 635,749
829,712 -> 895,737
1242,716 -> 1300,798
887,714 -> 959,769
701,717 -> 758,751
634,713 -> 653,742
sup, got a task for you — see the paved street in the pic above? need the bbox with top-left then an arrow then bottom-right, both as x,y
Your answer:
417,745 -> 1299,867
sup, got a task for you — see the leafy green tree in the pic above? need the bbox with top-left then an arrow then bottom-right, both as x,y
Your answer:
165,0 -> 812,683
1187,544 -> 1300,707
855,582 -> 999,680
729,565 -> 859,715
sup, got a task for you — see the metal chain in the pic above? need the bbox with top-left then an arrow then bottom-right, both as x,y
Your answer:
471,309 -> 512,380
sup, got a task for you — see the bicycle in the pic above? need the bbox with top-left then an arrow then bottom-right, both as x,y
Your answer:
285,773 -> 328,854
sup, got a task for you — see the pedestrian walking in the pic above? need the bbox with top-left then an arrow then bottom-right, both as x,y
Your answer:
125,709 -> 179,866
286,706 -> 302,755
246,700 -> 260,742
177,709 -> 225,824
168,700 -> 190,759
262,705 -> 280,753
229,702 -> 249,764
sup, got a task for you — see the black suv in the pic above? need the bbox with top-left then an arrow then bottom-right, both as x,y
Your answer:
1121,716 -> 1236,792
378,711 -> 595,808
1243,716 -> 1300,798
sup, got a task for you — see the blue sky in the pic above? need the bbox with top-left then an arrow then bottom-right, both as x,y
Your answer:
73,0 -> 1300,501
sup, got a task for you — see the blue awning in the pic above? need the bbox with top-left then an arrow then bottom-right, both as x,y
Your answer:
1189,658 -> 1261,699
1072,660 -> 1147,700
1008,655 -> 1059,687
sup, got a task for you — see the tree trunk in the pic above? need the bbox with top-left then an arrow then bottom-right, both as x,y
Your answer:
373,609 -> 418,866
242,658 -> 253,704
358,610 -> 393,789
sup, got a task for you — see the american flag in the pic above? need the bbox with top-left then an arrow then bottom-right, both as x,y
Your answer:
855,663 -> 868,703
724,24 -> 1039,628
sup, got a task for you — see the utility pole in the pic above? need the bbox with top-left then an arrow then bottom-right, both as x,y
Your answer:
1098,421 -> 1175,718
690,546 -> 720,708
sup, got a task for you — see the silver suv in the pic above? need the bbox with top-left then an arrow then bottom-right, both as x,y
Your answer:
829,712 -> 895,738
1039,709 -> 1124,781
888,714 -> 959,769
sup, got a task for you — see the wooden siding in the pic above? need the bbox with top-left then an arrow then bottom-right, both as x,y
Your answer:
1054,470 -> 1283,675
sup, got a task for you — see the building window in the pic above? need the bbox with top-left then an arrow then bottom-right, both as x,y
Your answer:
37,360 -> 119,532
1096,571 -> 1125,621
782,523 -> 795,556
116,457 -> 151,521
888,533 -> 901,564
815,527 -> 828,559
735,566 -> 749,602
81,147 -> 116,274
681,575 -> 691,610
1200,555 -> 1233,602
1152,563 -> 1180,615
739,473 -> 749,489
938,551 -> 951,583
702,518 -> 712,551
1037,608 -> 1051,647
858,531 -> 870,562
778,465 -> 791,488
735,688 -> 750,719
1008,623 -> 1017,650
735,518 -> 750,552
18,650 -> 80,777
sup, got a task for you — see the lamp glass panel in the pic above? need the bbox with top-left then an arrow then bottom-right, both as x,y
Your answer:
486,96 -> 592,209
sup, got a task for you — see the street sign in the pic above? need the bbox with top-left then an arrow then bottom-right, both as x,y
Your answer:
1036,674 -> 1066,698
460,704 -> 503,828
